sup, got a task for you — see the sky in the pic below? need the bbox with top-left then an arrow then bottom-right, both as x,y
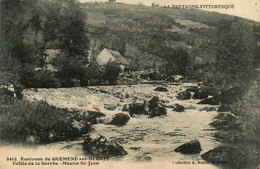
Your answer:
79,0 -> 260,22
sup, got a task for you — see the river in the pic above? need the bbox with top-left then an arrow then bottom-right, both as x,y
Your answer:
18,83 -> 221,168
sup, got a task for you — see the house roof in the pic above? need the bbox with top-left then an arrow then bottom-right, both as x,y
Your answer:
105,49 -> 130,66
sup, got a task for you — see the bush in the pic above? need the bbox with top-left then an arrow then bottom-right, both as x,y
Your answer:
0,100 -> 81,144
0,88 -> 15,105
20,67 -> 59,88
59,78 -> 76,88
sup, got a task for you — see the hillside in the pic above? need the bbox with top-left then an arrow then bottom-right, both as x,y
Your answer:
1,0 -> 259,87
84,2 -> 260,75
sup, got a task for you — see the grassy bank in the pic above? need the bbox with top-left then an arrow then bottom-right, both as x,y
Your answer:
209,80 -> 260,169
0,89 -> 82,145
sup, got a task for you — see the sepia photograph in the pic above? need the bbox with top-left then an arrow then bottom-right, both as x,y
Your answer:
0,0 -> 259,169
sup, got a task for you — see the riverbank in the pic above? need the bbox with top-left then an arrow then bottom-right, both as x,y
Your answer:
205,82 -> 260,169
1,82 -> 258,168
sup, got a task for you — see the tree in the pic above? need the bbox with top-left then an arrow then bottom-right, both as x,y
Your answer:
42,0 -> 89,86
0,0 -> 37,89
103,62 -> 121,85
1,0 -> 90,88
162,47 -> 189,76
205,19 -> 258,90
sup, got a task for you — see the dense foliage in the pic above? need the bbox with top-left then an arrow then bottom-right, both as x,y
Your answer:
202,19 -> 259,91
0,99 -> 81,144
103,61 -> 121,85
0,0 -> 89,145
0,0 -> 89,88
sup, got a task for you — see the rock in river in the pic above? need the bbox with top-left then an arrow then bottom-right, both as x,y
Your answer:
154,87 -> 168,92
109,113 -> 130,126
193,89 -> 209,99
148,96 -> 167,117
129,102 -> 148,116
174,139 -> 202,154
149,105 -> 167,117
83,135 -> 127,157
74,110 -> 106,125
148,96 -> 160,110
173,103 -> 185,112
176,90 -> 191,100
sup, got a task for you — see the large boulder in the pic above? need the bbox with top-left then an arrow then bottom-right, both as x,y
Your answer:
109,113 -> 130,126
197,98 -> 219,105
174,139 -> 202,154
129,102 -> 148,116
192,89 -> 209,99
154,87 -> 168,92
173,104 -> 185,112
149,105 -> 167,117
176,90 -> 191,100
148,96 -> 160,110
83,135 -> 127,157
148,97 -> 167,117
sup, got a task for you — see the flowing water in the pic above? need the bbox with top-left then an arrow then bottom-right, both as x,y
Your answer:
93,109 -> 218,162
21,83 -> 221,167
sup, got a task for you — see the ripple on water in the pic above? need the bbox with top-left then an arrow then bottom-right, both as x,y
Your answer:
91,108 -> 219,162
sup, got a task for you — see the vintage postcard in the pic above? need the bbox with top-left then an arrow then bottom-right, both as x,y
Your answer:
0,0 -> 259,169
